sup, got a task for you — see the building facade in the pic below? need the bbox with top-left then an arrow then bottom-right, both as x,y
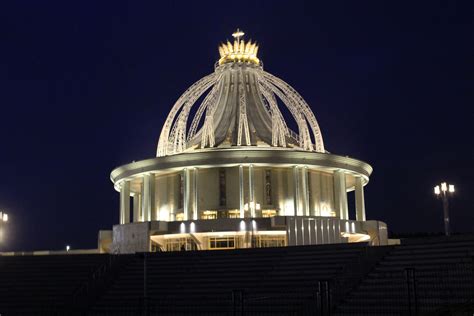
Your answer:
103,31 -> 387,254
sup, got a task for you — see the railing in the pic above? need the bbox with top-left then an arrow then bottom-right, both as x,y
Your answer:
214,60 -> 264,70
287,128 -> 300,144
80,257 -> 474,315
333,256 -> 474,315
329,245 -> 394,309
70,254 -> 128,312
86,289 -> 326,316
413,258 -> 474,314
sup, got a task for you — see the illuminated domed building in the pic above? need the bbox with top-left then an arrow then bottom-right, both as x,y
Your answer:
104,30 -> 388,254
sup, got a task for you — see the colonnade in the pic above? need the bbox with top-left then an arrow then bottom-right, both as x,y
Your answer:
119,165 -> 367,224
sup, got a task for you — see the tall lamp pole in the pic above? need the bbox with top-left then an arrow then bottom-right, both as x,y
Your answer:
434,182 -> 455,236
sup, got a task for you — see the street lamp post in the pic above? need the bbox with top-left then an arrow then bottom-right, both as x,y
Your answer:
434,182 -> 455,236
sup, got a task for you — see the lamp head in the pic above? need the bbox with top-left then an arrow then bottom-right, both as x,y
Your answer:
441,182 -> 447,192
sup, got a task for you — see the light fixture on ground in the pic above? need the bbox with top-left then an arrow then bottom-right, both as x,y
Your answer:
434,182 -> 455,236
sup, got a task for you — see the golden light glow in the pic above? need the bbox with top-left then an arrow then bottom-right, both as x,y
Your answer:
341,232 -> 371,243
244,202 -> 261,211
155,230 -> 286,240
218,30 -> 260,65
320,203 -> 336,217
262,210 -> 277,218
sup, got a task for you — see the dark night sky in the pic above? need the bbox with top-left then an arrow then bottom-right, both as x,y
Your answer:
0,1 -> 472,252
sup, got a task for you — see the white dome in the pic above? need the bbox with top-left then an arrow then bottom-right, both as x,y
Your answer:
157,31 -> 325,157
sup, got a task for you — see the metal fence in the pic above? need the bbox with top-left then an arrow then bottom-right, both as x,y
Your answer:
83,258 -> 474,315
85,288 -> 328,316
332,258 -> 474,315
28,253 -> 474,316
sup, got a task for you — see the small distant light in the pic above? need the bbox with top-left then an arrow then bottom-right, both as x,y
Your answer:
441,182 -> 447,192
252,220 -> 257,231
3,213 -> 7,222
190,222 -> 195,233
449,184 -> 455,193
240,220 -> 246,231
180,223 -> 185,234
66,245 -> 70,252
434,186 -> 440,195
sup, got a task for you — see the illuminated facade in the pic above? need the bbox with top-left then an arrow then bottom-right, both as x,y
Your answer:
103,30 -> 388,254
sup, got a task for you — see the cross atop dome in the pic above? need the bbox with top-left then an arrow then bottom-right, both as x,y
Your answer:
218,29 -> 260,66
232,28 -> 245,41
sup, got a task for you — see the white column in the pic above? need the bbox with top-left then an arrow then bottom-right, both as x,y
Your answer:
334,170 -> 349,220
142,175 -> 150,221
333,171 -> 342,218
248,164 -> 255,217
119,181 -> 130,224
183,168 -> 190,221
293,166 -> 300,216
239,165 -> 245,218
341,174 -> 349,220
193,168 -> 198,220
355,177 -> 366,221
150,176 -> 156,221
301,166 -> 309,216
140,182 -> 144,221
142,174 -> 155,222
133,193 -> 141,222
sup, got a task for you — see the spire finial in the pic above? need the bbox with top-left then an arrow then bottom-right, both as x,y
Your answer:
218,29 -> 259,66
232,28 -> 245,41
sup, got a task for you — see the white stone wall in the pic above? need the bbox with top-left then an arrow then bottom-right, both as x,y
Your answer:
112,222 -> 150,254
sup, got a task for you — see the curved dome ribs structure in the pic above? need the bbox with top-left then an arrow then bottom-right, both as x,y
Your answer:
156,37 -> 325,157
260,71 -> 325,152
157,73 -> 219,157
